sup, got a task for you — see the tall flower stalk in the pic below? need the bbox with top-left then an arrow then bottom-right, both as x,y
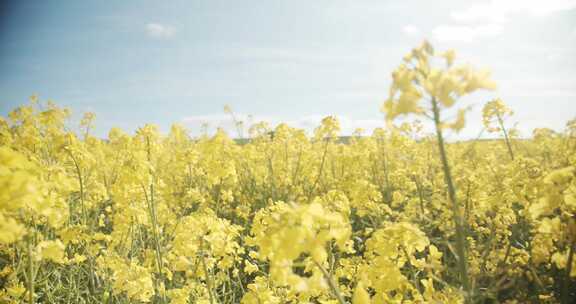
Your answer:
382,41 -> 497,302
431,97 -> 470,296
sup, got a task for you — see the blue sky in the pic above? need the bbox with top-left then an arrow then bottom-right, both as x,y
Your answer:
0,0 -> 575,138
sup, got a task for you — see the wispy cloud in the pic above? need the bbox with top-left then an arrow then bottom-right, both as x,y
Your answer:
433,24 -> 503,42
451,0 -> 576,23
402,24 -> 421,36
146,23 -> 175,39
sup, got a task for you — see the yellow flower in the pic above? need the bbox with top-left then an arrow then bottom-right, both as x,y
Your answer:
442,49 -> 456,67
352,282 -> 371,304
37,240 -> 66,264
244,261 -> 259,274
6,282 -> 26,298
0,214 -> 26,244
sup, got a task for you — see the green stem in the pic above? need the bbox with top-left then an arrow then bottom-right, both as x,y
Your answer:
313,259 -> 346,304
497,114 -> 514,161
412,175 -> 426,218
27,237 -> 35,304
309,139 -> 330,199
561,233 -> 575,304
200,244 -> 217,304
67,150 -> 100,295
431,98 -> 471,302
144,136 -> 166,304
67,150 -> 87,225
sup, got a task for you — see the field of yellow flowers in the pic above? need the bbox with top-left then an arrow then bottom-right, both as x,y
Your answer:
1,42 -> 575,304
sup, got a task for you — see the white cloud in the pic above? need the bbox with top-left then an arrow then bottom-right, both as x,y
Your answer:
286,115 -> 384,135
451,0 -> 576,23
181,113 -> 385,137
146,23 -> 175,39
547,52 -> 562,62
544,48 -> 574,63
402,24 -> 421,36
501,78 -> 576,98
433,23 -> 503,42
432,0 -> 576,43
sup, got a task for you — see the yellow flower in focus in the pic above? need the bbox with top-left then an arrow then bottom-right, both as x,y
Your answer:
244,261 -> 259,274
